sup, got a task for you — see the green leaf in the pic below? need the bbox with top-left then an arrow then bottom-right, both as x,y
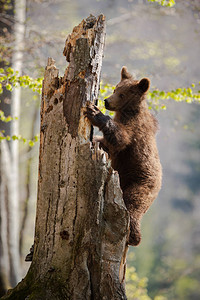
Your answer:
34,135 -> 39,142
6,83 -> 12,91
6,67 -> 14,74
29,140 -> 35,147
160,91 -> 165,98
5,116 -> 12,122
12,135 -> 18,140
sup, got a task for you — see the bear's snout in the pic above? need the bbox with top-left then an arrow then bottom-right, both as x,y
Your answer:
104,98 -> 109,109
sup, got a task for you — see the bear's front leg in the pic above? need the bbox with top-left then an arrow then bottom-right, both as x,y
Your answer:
85,103 -> 130,152
85,103 -> 111,129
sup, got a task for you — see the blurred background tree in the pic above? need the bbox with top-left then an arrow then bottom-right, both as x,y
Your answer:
0,0 -> 200,299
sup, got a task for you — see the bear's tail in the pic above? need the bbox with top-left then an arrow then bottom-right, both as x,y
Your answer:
128,217 -> 141,246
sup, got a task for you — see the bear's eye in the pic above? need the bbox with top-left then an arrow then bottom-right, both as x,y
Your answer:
120,94 -> 124,99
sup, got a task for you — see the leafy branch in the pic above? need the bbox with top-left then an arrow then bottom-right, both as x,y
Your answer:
0,131 -> 39,147
99,82 -> 200,111
0,69 -> 199,145
0,67 -> 43,94
148,84 -> 200,110
0,110 -> 18,123
0,0 -> 13,12
148,0 -> 175,7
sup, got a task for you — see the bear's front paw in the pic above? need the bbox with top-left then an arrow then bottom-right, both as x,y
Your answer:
84,103 -> 109,128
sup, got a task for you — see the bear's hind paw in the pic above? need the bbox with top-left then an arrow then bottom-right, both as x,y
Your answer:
128,231 -> 141,246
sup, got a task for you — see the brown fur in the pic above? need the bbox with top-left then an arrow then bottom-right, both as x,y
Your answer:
85,67 -> 162,246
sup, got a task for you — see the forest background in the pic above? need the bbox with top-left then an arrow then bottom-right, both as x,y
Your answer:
0,0 -> 200,299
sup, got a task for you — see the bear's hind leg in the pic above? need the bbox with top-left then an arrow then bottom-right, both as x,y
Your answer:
128,216 -> 141,246
123,186 -> 143,246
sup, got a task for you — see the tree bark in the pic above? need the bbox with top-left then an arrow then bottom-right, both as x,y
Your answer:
1,15 -> 129,300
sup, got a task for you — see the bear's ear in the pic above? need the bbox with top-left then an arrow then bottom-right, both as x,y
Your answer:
121,66 -> 132,80
138,78 -> 150,93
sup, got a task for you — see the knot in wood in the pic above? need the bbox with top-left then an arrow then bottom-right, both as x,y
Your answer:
60,230 -> 69,240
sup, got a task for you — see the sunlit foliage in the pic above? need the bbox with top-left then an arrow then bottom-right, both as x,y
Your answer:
0,67 -> 43,95
0,0 -> 13,12
1,68 -> 199,145
0,68 -> 42,145
148,0 -> 175,7
126,265 -> 167,300
99,82 -> 200,111
0,130 -> 39,147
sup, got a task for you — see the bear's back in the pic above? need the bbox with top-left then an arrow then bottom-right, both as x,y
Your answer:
111,109 -> 161,190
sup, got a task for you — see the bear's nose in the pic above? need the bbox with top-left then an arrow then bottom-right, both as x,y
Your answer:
104,98 -> 109,109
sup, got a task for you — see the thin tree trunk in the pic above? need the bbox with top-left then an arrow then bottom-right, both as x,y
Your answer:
0,1 -> 14,294
1,15 -> 129,300
9,0 -> 26,286
0,0 -> 26,292
0,141 -> 12,296
19,105 -> 38,257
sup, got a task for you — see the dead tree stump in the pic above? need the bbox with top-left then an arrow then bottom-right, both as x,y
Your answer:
1,14 -> 129,300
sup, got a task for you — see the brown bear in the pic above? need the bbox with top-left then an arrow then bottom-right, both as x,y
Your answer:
85,66 -> 162,246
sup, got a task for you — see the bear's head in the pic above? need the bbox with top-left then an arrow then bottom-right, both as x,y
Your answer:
104,67 -> 150,112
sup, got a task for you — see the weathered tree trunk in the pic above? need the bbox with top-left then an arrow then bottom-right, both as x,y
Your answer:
1,15 -> 129,300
